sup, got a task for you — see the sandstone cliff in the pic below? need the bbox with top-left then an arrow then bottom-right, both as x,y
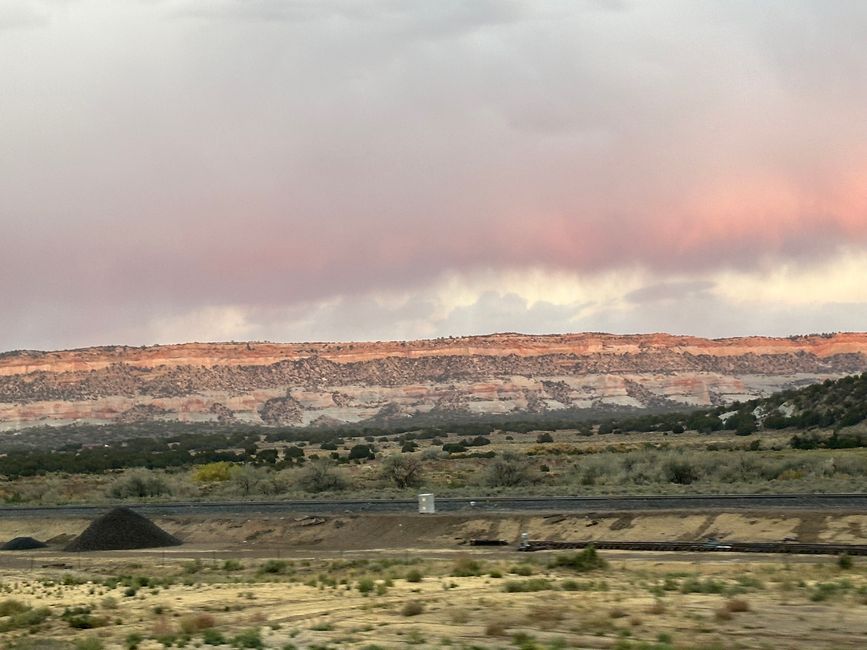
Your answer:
1,332 -> 866,432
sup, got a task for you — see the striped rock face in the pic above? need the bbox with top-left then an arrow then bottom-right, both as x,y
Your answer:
1,332 -> 866,432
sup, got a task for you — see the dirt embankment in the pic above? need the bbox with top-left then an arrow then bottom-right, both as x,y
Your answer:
2,510 -> 864,552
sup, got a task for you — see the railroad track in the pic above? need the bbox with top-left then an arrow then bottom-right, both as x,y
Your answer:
518,540 -> 867,556
0,493 -> 865,518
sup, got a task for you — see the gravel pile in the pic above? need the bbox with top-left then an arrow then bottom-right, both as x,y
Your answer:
1,536 -> 47,551
64,507 -> 182,552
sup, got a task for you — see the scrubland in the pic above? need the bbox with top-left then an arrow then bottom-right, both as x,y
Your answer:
3,425 -> 867,507
0,546 -> 865,649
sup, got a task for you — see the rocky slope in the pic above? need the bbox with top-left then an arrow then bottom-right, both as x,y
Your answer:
1,332 -> 866,432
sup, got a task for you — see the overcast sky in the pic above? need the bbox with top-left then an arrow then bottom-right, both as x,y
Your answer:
2,0 -> 866,350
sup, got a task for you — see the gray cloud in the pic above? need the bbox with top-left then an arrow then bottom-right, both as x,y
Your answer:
0,1 -> 50,30
1,1 -> 866,348
626,280 -> 716,304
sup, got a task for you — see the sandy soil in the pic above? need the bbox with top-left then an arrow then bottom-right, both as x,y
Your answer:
0,545 -> 864,649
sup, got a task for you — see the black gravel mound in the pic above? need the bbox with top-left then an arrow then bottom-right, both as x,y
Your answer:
64,507 -> 182,552
1,536 -> 47,551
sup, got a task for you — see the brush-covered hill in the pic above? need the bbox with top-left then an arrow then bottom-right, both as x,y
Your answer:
602,371 -> 867,442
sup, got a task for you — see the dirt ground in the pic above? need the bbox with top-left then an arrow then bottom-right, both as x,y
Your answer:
0,511 -> 865,649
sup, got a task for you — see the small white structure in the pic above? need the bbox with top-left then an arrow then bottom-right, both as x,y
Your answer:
418,493 -> 435,514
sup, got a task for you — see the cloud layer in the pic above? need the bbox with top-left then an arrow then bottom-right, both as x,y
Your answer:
1,1 -> 866,349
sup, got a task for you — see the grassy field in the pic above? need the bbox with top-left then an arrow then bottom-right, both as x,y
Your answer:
0,545 -> 864,649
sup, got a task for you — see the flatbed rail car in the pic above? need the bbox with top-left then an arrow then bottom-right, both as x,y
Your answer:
518,540 -> 867,556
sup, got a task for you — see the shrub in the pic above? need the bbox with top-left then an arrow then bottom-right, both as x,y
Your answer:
180,613 -> 216,633
401,601 -> 424,617
451,558 -> 483,577
405,569 -> 423,583
550,546 -> 608,572
0,606 -> 51,632
511,564 -> 534,576
663,458 -> 698,485
357,577 -> 376,594
125,633 -> 144,650
725,598 -> 750,613
714,608 -> 733,621
231,629 -> 264,649
109,471 -> 171,499
380,454 -> 424,489
193,462 -> 233,483
297,461 -> 347,493
838,553 -> 854,570
223,559 -> 244,571
503,579 -> 553,593
62,606 -> 107,629
348,444 -> 374,460
485,452 -> 534,487
536,432 -> 554,443
202,629 -> 226,645
74,638 -> 104,650
0,600 -> 29,616
259,559 -> 289,574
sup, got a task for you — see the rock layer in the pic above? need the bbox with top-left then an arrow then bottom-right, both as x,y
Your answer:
1,332 -> 866,431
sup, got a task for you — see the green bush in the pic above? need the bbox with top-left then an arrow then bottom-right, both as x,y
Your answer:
0,606 -> 51,632
202,629 -> 226,646
510,564 -> 534,576
550,546 -> 608,572
297,461 -> 347,493
503,579 -> 554,593
0,600 -> 29,616
451,558 -> 483,577
259,559 -> 289,575
231,629 -> 264,649
838,553 -> 853,570
485,452 -> 534,487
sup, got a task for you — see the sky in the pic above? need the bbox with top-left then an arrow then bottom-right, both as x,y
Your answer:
2,0 -> 866,351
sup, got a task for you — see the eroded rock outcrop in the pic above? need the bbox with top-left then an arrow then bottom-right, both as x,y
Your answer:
0,332 -> 866,431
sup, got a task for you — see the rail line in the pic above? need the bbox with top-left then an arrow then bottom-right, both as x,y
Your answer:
0,493 -> 865,518
518,540 -> 867,556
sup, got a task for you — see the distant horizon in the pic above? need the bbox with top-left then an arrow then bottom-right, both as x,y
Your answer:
3,329 -> 865,357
